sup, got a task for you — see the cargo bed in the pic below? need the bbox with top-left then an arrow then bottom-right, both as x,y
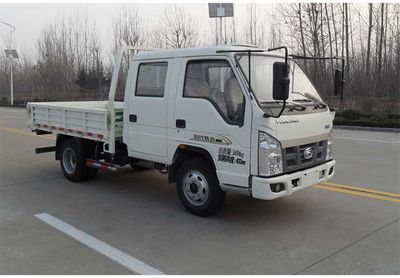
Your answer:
27,101 -> 124,143
26,47 -> 139,154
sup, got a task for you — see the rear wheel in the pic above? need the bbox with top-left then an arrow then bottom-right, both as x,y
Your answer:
60,138 -> 94,182
176,157 -> 225,216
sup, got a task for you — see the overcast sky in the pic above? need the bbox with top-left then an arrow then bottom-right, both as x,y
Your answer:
0,2 -> 281,59
0,1 -> 375,61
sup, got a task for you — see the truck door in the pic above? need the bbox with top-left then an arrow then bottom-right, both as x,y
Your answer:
173,57 -> 252,187
127,60 -> 171,163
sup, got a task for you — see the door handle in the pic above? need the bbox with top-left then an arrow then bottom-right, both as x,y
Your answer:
176,119 -> 186,128
129,114 -> 137,122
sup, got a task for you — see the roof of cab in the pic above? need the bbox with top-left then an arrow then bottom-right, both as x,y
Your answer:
132,45 -> 285,60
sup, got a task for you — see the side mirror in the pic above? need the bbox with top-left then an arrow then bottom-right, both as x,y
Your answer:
334,69 -> 344,96
272,62 -> 290,100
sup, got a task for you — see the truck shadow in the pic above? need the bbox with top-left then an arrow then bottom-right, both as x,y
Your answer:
82,167 -> 316,226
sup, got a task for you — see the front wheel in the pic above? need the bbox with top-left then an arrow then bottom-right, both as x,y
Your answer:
176,157 -> 225,217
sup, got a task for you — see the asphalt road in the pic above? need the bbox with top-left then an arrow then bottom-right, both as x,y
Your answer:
1,106 -> 399,274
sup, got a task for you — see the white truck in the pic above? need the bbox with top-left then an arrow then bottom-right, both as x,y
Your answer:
27,45 -> 342,216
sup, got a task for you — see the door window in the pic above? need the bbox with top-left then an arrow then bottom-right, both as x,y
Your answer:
135,62 -> 168,97
183,60 -> 245,125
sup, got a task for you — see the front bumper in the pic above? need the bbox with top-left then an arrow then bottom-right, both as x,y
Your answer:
251,160 -> 336,200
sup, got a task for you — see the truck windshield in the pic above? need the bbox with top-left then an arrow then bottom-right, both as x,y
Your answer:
236,54 -> 325,110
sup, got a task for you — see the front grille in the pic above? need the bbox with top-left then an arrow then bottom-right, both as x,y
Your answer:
283,140 -> 327,173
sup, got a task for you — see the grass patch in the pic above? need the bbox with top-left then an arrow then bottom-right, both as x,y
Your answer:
334,116 -> 400,128
334,109 -> 400,128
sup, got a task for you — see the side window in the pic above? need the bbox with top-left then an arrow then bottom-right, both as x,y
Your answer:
135,62 -> 168,97
183,60 -> 245,125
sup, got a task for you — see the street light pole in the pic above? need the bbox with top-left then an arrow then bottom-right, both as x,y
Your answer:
1,20 -> 16,105
10,55 -> 13,105
219,16 -> 223,45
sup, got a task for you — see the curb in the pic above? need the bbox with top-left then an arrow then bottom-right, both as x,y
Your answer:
0,104 -> 26,108
334,125 -> 400,133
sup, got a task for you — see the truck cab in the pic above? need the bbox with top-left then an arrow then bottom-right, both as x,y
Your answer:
122,45 -> 335,214
28,45 -> 336,216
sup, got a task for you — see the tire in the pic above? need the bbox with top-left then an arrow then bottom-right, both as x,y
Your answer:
60,138 -> 90,182
176,157 -> 226,217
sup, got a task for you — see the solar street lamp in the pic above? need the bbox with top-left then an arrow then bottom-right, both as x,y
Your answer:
1,20 -> 17,105
4,49 -> 18,106
208,3 -> 234,45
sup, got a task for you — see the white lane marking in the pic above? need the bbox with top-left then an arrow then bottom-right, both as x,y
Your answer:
333,136 -> 400,144
35,213 -> 165,275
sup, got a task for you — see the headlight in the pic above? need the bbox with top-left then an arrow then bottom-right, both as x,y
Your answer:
258,131 -> 283,176
326,140 -> 333,160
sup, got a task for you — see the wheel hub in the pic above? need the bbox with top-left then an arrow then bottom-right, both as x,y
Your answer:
190,183 -> 199,194
62,147 -> 77,175
183,171 -> 209,206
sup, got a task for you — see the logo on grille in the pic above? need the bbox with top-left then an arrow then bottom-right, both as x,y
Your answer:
303,147 -> 314,160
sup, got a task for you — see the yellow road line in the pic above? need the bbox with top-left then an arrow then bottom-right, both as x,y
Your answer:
314,184 -> 400,204
321,181 -> 400,198
0,127 -> 55,140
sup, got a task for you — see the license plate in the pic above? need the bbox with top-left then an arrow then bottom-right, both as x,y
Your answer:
303,168 -> 319,186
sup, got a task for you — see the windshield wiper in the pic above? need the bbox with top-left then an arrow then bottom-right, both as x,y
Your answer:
292,98 -> 313,103
286,101 -> 308,111
261,101 -> 307,111
292,92 -> 327,109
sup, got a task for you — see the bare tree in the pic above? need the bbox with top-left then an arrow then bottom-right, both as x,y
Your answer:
366,3 -> 373,81
325,4 -> 334,74
1,2 -> 399,118
330,4 -> 339,59
269,10 -> 282,48
377,3 -> 385,77
245,3 -> 267,46
344,3 -> 350,79
298,4 -> 308,73
155,5 -> 199,49
112,5 -> 145,53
